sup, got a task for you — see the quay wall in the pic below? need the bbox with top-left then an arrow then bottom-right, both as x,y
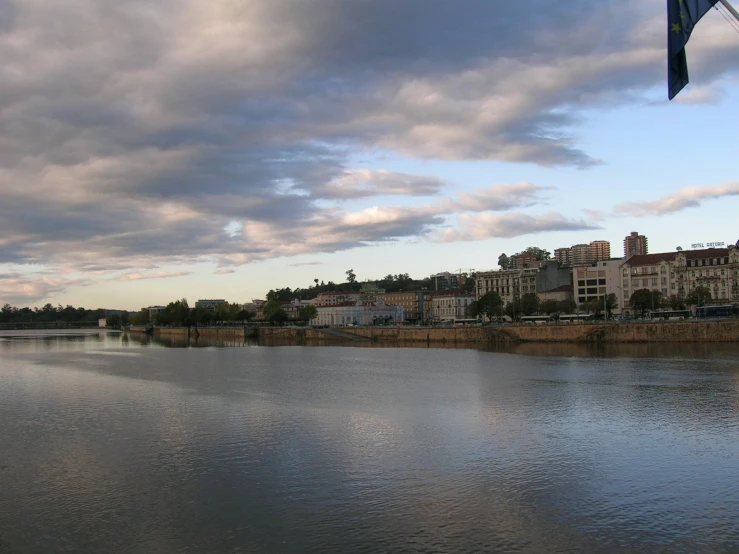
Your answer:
128,320 -> 739,344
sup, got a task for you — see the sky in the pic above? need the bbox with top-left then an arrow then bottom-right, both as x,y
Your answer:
1,0 -> 738,310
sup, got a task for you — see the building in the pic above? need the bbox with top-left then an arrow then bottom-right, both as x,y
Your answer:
554,247 -> 572,267
430,290 -> 475,323
430,272 -> 465,291
624,231 -> 648,257
359,282 -> 385,303
98,318 -> 107,328
536,260 -> 572,294
589,240 -> 611,262
377,291 -> 428,323
538,284 -> 574,304
620,244 -> 739,312
313,291 -> 362,307
573,259 -> 623,313
509,253 -> 538,269
147,305 -> 165,323
475,269 -> 523,306
195,299 -> 226,310
311,299 -> 404,327
570,244 -> 591,266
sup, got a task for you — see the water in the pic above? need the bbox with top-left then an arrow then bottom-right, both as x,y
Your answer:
1,331 -> 739,553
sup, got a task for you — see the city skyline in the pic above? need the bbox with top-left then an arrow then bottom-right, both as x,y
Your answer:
1,0 -> 738,310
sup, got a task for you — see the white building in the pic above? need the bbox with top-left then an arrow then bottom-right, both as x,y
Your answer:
311,299 -> 404,326
620,244 -> 739,312
430,291 -> 475,323
572,259 -> 623,314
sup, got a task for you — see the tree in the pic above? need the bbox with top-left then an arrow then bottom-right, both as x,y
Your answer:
604,293 -> 618,318
314,279 -> 319,287
346,269 -> 356,283
105,314 -> 122,328
629,289 -> 662,317
130,308 -> 150,326
668,295 -> 686,310
519,246 -> 551,261
477,291 -> 503,321
557,299 -> 576,314
540,299 -> 560,315
266,288 -> 294,302
686,285 -> 711,307
263,300 -> 287,324
520,293 -> 540,316
299,305 -> 317,322
505,299 -> 521,320
234,310 -> 254,322
498,253 -> 510,270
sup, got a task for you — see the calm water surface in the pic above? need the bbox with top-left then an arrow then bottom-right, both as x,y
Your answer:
1,330 -> 739,553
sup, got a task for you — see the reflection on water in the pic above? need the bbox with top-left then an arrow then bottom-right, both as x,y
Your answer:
1,330 -> 739,552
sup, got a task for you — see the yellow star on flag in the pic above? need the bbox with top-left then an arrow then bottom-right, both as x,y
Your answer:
672,22 -> 682,32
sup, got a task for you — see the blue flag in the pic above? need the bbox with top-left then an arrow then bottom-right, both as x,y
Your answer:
668,0 -> 720,99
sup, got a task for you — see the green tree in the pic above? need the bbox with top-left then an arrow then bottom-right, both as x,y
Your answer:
346,269 -> 356,283
686,285 -> 711,307
557,299 -> 576,314
505,299 -> 522,320
234,310 -> 254,322
263,300 -> 287,324
266,288 -> 294,302
299,305 -> 318,322
540,299 -> 560,315
605,293 -> 619,318
629,289 -> 662,317
668,295 -> 687,310
518,247 -> 551,261
476,291 -> 503,321
520,293 -> 540,315
130,308 -> 150,326
105,314 -> 122,328
498,253 -> 510,270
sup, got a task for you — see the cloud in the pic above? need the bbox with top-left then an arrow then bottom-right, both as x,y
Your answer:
116,271 -> 191,281
0,274 -> 95,305
289,262 -> 323,267
614,182 -> 739,217
309,169 -> 446,199
213,268 -> 235,275
439,211 -> 600,242
0,0 -> 736,300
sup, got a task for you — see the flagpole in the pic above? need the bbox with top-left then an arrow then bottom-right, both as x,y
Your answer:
719,0 -> 739,23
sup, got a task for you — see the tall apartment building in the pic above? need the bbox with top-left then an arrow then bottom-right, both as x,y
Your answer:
509,253 -> 538,269
589,240 -> 611,262
554,248 -> 572,267
624,231 -> 648,258
570,244 -> 591,266
195,299 -> 226,310
620,244 -> 739,311
430,272 -> 465,291
475,267 -> 540,306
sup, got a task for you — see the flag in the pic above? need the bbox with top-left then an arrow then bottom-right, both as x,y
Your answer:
668,0 -> 720,100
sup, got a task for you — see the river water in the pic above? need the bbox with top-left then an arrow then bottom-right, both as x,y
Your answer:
1,330 -> 739,553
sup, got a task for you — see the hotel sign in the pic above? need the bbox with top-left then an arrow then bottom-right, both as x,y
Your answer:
691,242 -> 725,249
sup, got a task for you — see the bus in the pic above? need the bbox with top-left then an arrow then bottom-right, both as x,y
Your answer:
696,305 -> 739,318
649,310 -> 691,321
559,313 -> 593,323
520,315 -> 554,325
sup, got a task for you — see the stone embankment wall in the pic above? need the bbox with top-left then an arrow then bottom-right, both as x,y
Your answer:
129,320 -> 739,344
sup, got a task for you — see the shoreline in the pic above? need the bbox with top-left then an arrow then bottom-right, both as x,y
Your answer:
127,319 -> 739,344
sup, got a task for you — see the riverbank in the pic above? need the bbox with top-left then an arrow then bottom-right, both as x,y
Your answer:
128,319 -> 739,344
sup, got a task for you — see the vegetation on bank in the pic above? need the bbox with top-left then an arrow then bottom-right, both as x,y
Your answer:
1,303 -> 114,326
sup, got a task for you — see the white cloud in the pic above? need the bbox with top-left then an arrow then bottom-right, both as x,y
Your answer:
614,182 -> 739,217
439,211 -> 600,242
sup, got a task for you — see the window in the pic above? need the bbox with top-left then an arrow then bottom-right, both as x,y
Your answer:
598,279 -> 606,285
642,279 -> 648,287
651,278 -> 657,286
661,266 -> 666,273
587,279 -> 597,286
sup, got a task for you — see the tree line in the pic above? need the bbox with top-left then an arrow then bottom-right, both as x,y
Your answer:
1,303 -> 111,324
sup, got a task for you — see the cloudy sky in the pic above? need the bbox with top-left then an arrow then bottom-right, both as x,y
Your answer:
1,0 -> 738,309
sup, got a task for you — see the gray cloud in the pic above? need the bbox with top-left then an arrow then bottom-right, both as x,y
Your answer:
115,271 -> 191,281
0,0 -> 737,303
213,268 -> 236,275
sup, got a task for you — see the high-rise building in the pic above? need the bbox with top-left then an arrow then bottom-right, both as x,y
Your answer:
571,244 -> 591,266
589,240 -> 611,261
554,247 -> 572,267
509,253 -> 538,269
624,232 -> 648,258
430,272 -> 463,291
